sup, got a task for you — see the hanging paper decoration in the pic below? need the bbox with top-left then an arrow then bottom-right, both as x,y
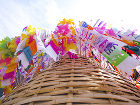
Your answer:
29,40 -> 37,56
1,79 -> 11,87
23,46 -> 33,62
17,52 -> 29,69
67,51 -> 78,59
0,37 -> 14,60
0,67 -> 7,77
15,38 -> 27,55
0,57 -> 11,65
95,21 -> 137,46
0,88 -> 4,97
1,18 -> 140,99
79,21 -> 140,76
5,63 -> 17,73
45,42 -> 59,61
133,40 -> 140,46
102,50 -> 128,67
0,25 -> 50,99
122,45 -> 140,59
52,18 -> 78,57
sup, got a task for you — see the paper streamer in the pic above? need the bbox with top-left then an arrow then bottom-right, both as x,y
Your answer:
45,44 -> 58,61
80,21 -> 140,75
17,52 -> 29,69
1,79 -> 11,87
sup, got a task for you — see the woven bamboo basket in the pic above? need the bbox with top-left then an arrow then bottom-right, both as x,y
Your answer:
2,55 -> 140,105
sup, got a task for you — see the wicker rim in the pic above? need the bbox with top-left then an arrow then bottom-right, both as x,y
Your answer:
3,56 -> 140,105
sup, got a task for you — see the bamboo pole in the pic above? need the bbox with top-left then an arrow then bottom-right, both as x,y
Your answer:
80,37 -> 81,57
100,53 -> 101,68
85,45 -> 86,57
93,19 -> 100,27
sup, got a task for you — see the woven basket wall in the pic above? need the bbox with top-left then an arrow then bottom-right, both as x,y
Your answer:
3,56 -> 140,105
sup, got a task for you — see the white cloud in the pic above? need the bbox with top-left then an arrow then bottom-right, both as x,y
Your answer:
0,0 -> 140,40
0,0 -> 62,40
65,0 -> 140,31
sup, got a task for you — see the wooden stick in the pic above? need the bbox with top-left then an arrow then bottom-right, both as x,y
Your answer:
100,53 -> 101,68
80,37 -> 81,57
93,19 -> 100,27
85,45 -> 86,57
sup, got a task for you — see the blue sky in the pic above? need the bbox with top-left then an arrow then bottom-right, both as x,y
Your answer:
0,0 -> 140,40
